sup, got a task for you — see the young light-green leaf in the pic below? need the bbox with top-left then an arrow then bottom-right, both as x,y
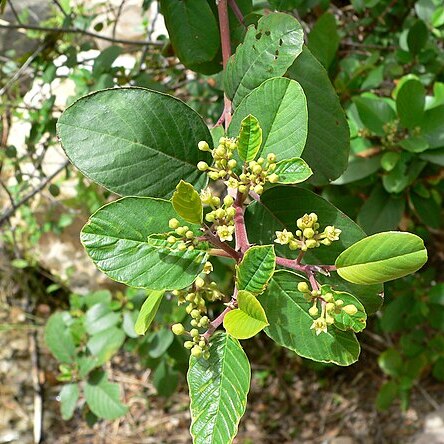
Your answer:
81,197 -> 208,290
335,232 -> 428,285
60,383 -> 79,420
188,333 -> 250,444
224,290 -> 269,339
172,180 -> 203,224
224,13 -> 303,108
273,157 -> 313,184
57,88 -> 212,199
259,271 -> 360,366
236,245 -> 276,294
229,77 -> 307,161
134,290 -> 165,335
84,370 -> 128,420
238,114 -> 262,162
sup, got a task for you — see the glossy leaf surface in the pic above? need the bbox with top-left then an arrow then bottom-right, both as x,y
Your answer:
237,114 -> 263,162
172,180 -> 203,225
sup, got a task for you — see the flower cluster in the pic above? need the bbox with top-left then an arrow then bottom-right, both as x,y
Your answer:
171,268 -> 223,359
197,137 -> 279,197
201,191 -> 236,242
166,218 -> 200,251
297,282 -> 358,335
274,213 -> 341,251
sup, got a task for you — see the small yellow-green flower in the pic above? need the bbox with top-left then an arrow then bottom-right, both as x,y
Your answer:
323,225 -> 342,242
216,225 -> 235,242
297,213 -> 318,230
310,317 -> 328,336
274,229 -> 294,245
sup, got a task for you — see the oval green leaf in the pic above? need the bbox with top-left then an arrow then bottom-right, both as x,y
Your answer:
224,290 -> 269,339
134,290 -> 165,335
224,12 -> 304,108
238,114 -> 262,162
287,47 -> 350,184
81,197 -> 208,290
172,180 -> 203,224
396,79 -> 425,129
188,333 -> 250,444
85,370 -> 128,420
259,271 -> 360,366
60,383 -> 79,420
229,77 -> 308,161
273,157 -> 313,184
335,232 -> 428,285
236,245 -> 276,294
57,88 -> 212,198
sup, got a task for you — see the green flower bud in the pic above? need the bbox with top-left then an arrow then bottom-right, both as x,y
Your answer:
228,159 -> 237,169
188,245 -> 195,251
171,323 -> 185,335
325,314 -> 335,325
185,230 -> 194,239
190,319 -> 198,327
211,196 -> 221,206
191,346 -> 202,358
254,184 -> 264,195
223,195 -> 234,207
200,316 -> 209,327
198,141 -> 210,151
326,302 -> 335,312
303,228 -> 315,239
305,239 -> 318,249
199,340 -> 207,348
205,212 -> 215,222
178,242 -> 187,251
297,282 -> 310,293
208,172 -> 219,180
252,164 -> 262,175
257,157 -> 265,164
186,304 -> 193,314
215,146 -> 226,157
323,293 -> 334,303
184,341 -> 194,349
342,304 -> 358,315
226,207 -> 236,218
268,173 -> 279,183
203,261 -> 213,274
218,170 -> 227,178
191,309 -> 201,319
267,153 -> 276,162
308,305 -> 318,317
190,328 -> 199,337
288,240 -> 299,250
197,161 -> 209,171
169,218 -> 180,229
215,208 -> 226,219
195,277 -> 205,288
335,299 -> 344,307
204,351 -> 210,360
167,236 -> 177,244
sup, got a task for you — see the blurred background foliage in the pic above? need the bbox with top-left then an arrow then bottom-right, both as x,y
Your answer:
0,0 -> 443,442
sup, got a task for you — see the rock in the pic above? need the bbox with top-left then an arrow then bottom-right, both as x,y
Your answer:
414,407 -> 444,444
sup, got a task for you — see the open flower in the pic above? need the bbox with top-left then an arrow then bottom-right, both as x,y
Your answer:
216,225 -> 235,242
323,225 -> 341,242
297,213 -> 318,230
310,317 -> 328,336
274,229 -> 294,245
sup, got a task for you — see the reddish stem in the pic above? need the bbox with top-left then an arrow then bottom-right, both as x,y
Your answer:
234,200 -> 250,253
228,0 -> 245,26
205,228 -> 242,261
203,305 -> 233,340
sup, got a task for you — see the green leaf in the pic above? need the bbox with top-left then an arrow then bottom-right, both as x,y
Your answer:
336,232 -> 428,285
357,185 -> 405,234
273,157 -> 312,184
331,155 -> 382,185
259,271 -> 360,366
92,46 -> 122,77
407,20 -> 428,54
85,370 -> 128,420
237,115 -> 263,162
353,96 -> 396,136
160,0 -> 220,70
57,88 -> 212,199
236,245 -> 276,294
396,79 -> 425,128
81,197 -> 208,290
224,12 -> 304,108
432,7 -> 444,27
60,383 -> 79,420
380,152 -> 400,172
245,186 -> 383,314
135,290 -> 165,335
376,381 -> 399,411
420,105 -> 444,149
148,328 -> 174,358
44,312 -> 76,364
307,12 -> 339,68
411,192 -> 441,228
188,333 -> 250,444
400,136 -> 429,153
228,77 -> 308,161
85,303 -> 120,335
378,349 -> 403,377
87,327 -> 125,365
224,290 -> 269,339
152,360 -> 179,397
287,47 -> 350,184
172,180 -> 203,224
